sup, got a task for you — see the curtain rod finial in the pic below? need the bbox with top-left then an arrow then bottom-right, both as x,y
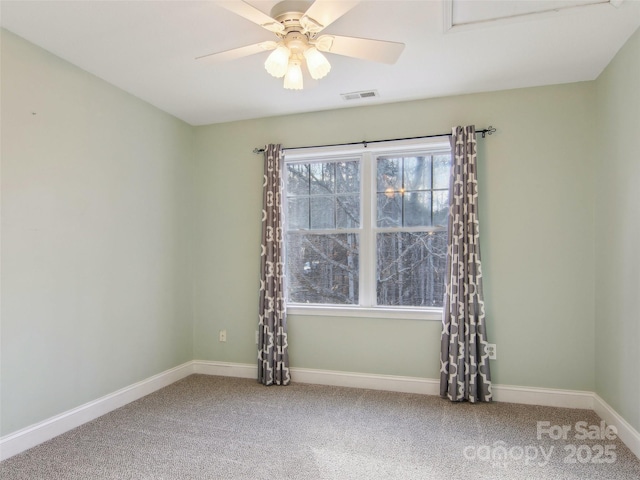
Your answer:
253,147 -> 265,154
483,126 -> 496,138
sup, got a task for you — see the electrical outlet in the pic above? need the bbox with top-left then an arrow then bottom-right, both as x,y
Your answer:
485,343 -> 497,360
255,330 -> 259,345
219,330 -> 227,342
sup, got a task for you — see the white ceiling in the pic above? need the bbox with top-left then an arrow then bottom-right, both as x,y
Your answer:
1,0 -> 639,126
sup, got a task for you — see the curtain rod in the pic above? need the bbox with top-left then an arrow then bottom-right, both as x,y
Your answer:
252,126 -> 496,154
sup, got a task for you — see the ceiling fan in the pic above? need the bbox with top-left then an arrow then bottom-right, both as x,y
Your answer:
197,0 -> 405,90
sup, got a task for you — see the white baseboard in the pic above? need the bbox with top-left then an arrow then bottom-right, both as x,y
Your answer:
192,360 -> 257,379
190,362 -> 440,395
0,361 -> 194,461
592,393 -> 640,459
491,383 -> 594,409
292,369 -> 593,410
2,360 -> 638,462
290,366 -> 440,395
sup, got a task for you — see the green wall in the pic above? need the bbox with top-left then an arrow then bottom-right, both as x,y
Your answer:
193,82 -> 597,390
1,30 -> 195,435
594,27 -> 640,433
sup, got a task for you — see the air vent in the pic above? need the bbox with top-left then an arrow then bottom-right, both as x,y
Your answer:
341,90 -> 379,101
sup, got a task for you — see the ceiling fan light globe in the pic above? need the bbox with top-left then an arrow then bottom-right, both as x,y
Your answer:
283,61 -> 304,90
264,45 -> 290,78
304,47 -> 331,80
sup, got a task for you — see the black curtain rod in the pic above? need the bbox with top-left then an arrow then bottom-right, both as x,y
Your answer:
253,126 -> 496,154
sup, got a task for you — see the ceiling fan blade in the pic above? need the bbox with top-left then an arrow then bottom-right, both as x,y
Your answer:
196,41 -> 276,64
300,1 -> 359,33
216,1 -> 284,33
315,35 -> 405,64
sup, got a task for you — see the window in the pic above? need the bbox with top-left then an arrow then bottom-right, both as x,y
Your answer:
284,138 -> 450,319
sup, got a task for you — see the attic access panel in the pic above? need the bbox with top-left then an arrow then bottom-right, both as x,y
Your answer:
447,0 -> 617,29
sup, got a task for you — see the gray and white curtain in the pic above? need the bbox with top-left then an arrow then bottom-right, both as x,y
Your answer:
258,144 -> 291,386
440,126 -> 492,403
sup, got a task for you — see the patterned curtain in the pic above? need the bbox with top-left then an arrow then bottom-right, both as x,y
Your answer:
440,126 -> 492,403
258,144 -> 291,386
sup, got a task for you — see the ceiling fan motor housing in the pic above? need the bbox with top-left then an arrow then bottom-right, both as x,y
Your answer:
270,1 -> 313,22
271,1 -> 315,37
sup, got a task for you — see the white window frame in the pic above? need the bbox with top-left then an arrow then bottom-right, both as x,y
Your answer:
283,137 -> 450,321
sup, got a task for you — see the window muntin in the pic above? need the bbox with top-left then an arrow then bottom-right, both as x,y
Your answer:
284,140 -> 450,314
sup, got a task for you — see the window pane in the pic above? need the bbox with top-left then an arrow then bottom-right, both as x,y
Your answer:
377,231 -> 447,307
285,146 -> 451,312
310,162 -> 335,195
433,155 -> 451,190
286,163 -> 309,196
403,156 -> 432,191
310,196 -> 335,229
377,157 -> 401,192
336,161 -> 360,194
432,190 -> 449,227
286,233 -> 359,305
288,197 -> 309,230
336,194 -> 360,228
404,191 -> 432,227
377,192 -> 402,227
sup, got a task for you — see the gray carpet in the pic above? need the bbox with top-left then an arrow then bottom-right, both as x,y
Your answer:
1,374 -> 639,479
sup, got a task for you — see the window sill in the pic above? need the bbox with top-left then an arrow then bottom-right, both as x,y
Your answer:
286,304 -> 442,321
